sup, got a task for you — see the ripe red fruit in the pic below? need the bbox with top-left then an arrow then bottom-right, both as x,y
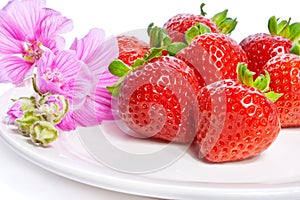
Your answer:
196,79 -> 280,163
263,53 -> 300,127
117,35 -> 150,66
176,33 -> 248,87
163,13 -> 219,43
240,33 -> 292,75
117,56 -> 199,143
163,4 -> 237,43
240,16 -> 300,76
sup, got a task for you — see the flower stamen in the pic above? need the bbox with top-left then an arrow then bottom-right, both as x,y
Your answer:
43,67 -> 63,84
23,41 -> 44,63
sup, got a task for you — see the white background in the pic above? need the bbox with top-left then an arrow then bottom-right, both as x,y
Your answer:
0,0 -> 299,199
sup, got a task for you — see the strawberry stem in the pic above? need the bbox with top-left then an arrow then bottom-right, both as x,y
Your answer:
237,63 -> 282,102
200,3 -> 207,16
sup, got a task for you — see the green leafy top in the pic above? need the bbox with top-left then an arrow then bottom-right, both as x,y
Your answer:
107,48 -> 165,97
185,22 -> 212,45
268,16 -> 300,55
237,63 -> 282,102
147,23 -> 187,56
209,5 -> 237,34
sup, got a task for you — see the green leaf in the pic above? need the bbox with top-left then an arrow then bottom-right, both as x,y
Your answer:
148,23 -> 172,48
265,91 -> 283,103
253,71 -> 270,92
268,16 -> 279,35
106,82 -> 122,98
167,42 -> 187,56
237,63 -> 255,87
211,9 -> 228,27
289,22 -> 300,43
290,40 -> 300,55
185,22 -> 211,44
108,60 -> 131,77
145,48 -> 164,61
211,9 -> 237,34
218,18 -> 238,34
237,63 -> 282,102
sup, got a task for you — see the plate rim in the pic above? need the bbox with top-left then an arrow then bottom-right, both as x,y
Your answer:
1,85 -> 300,200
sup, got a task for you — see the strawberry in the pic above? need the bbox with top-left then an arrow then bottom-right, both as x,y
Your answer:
176,32 -> 248,87
240,16 -> 300,76
196,64 -> 281,163
117,35 -> 150,66
108,49 -> 199,143
263,53 -> 300,127
163,3 -> 237,43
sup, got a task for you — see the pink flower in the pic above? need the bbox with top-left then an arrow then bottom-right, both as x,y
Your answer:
34,50 -> 83,131
35,50 -> 82,99
59,28 -> 119,128
0,0 -> 73,84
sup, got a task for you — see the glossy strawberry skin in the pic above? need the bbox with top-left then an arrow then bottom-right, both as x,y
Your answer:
263,53 -> 300,127
196,79 -> 280,163
117,35 -> 150,66
240,33 -> 292,76
176,33 -> 248,88
117,56 -> 199,143
163,13 -> 219,43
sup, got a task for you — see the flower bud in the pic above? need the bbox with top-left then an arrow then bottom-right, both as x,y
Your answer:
37,94 -> 69,124
7,97 -> 36,124
30,121 -> 58,146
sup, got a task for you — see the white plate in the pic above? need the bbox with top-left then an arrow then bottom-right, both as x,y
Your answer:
1,83 -> 300,200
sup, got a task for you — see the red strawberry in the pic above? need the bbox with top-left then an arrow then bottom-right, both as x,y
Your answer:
176,33 -> 248,87
163,3 -> 237,43
263,53 -> 300,127
196,65 -> 281,163
240,16 -> 300,76
117,35 -> 150,66
108,50 -> 199,143
240,33 -> 292,76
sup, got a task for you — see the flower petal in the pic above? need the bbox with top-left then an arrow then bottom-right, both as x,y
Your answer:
36,50 -> 82,96
0,30 -> 24,54
70,28 -> 105,63
70,29 -> 119,76
56,111 -> 76,131
1,0 -> 45,40
72,97 -> 100,127
71,64 -> 93,107
0,56 -> 33,84
72,84 -> 114,127
85,36 -> 119,76
36,8 -> 73,51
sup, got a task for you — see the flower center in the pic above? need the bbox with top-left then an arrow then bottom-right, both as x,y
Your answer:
23,41 -> 44,63
43,67 -> 63,84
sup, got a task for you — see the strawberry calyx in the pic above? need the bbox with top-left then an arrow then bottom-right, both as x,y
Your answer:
185,22 -> 212,44
107,48 -> 165,97
200,3 -> 237,34
237,63 -> 282,102
268,16 -> 300,55
210,7 -> 237,35
147,23 -> 187,56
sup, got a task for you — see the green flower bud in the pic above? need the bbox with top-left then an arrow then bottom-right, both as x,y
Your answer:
37,94 -> 69,124
16,111 -> 41,136
30,121 -> 58,146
